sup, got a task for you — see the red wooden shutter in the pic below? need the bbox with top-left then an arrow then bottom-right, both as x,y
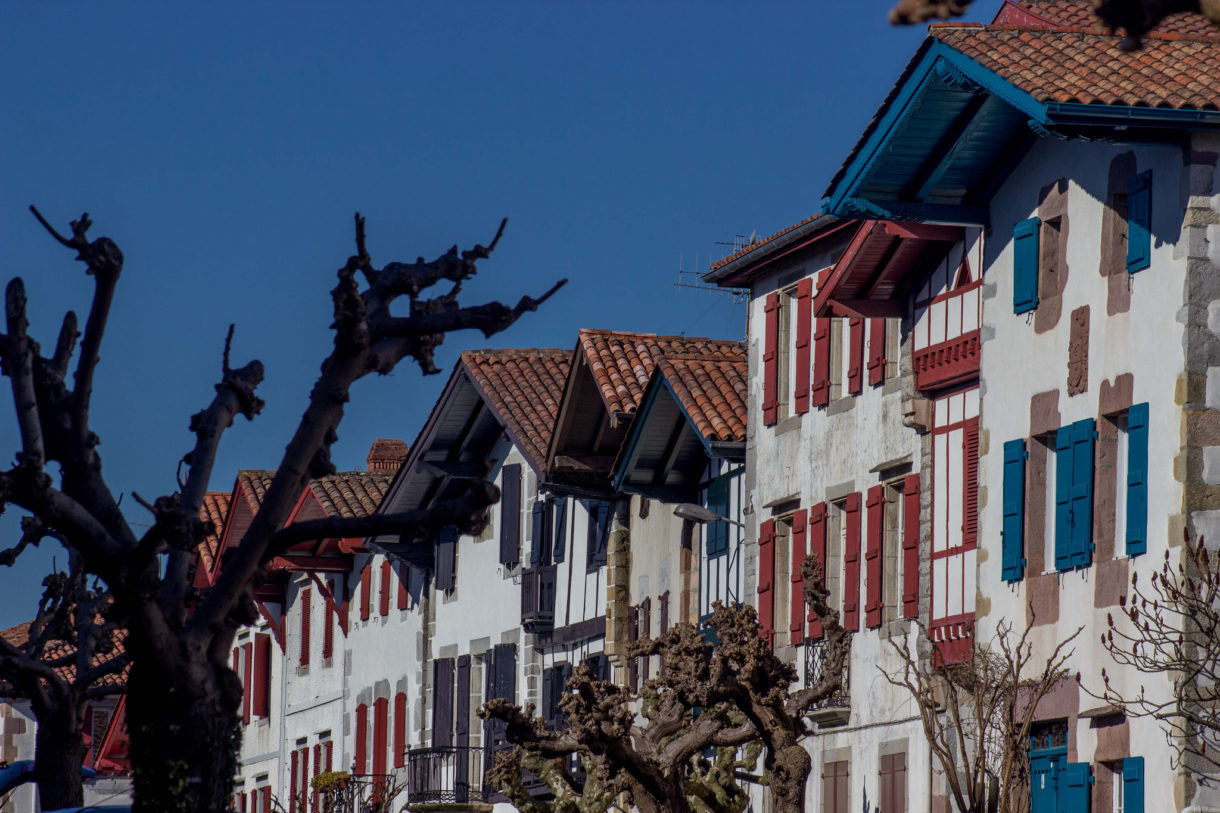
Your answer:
812,317 -> 831,407
847,317 -> 865,395
394,692 -> 407,768
289,749 -> 299,812
322,589 -> 334,661
868,319 -> 886,386
794,280 -> 813,414
903,473 -> 921,618
843,493 -> 862,630
373,696 -> 389,777
360,564 -> 371,621
397,564 -> 409,610
962,418 -> 980,549
260,786 -> 270,813
325,739 -> 333,770
300,588 -> 312,667
253,633 -> 271,717
757,519 -> 776,644
242,642 -> 253,725
379,560 -> 391,617
355,703 -> 368,773
762,292 -> 780,426
789,509 -> 807,646
313,744 -> 321,810
865,486 -> 884,628
298,746 -> 309,807
807,503 -> 827,639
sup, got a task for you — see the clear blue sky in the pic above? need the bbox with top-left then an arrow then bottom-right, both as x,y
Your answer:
0,1 -> 993,628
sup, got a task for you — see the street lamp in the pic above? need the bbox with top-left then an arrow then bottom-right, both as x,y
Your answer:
672,503 -> 744,528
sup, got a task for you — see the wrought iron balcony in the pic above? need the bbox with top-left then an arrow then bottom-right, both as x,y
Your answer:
521,564 -> 557,633
804,638 -> 851,727
406,745 -> 492,805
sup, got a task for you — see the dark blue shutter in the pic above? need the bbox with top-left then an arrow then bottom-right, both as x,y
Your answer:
1122,756 -> 1144,813
1127,170 -> 1151,273
1058,762 -> 1092,812
541,667 -> 556,727
1070,418 -> 1096,568
1002,439 -> 1028,582
435,526 -> 457,591
707,477 -> 730,556
1126,403 -> 1149,556
499,464 -> 521,566
1014,217 -> 1040,314
530,502 -> 547,567
552,499 -> 567,563
1055,427 -> 1073,571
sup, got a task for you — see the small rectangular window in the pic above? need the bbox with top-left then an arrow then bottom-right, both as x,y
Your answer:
829,320 -> 844,401
882,480 -> 905,623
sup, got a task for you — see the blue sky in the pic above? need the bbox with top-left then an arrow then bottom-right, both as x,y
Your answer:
0,1 -> 993,628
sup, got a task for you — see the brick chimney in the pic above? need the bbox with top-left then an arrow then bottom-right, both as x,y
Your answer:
366,439 -> 408,474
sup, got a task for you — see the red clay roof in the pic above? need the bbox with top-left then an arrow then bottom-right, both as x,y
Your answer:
1010,0 -> 1220,39
656,352 -> 748,443
578,330 -> 745,416
0,621 -> 127,693
710,213 -> 825,272
461,348 -> 570,471
934,24 -> 1220,109
197,491 -> 230,574
236,470 -> 391,518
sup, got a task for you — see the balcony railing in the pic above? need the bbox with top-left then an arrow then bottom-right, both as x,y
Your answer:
804,638 -> 850,725
407,745 -> 492,805
913,329 -> 980,392
521,565 -> 557,633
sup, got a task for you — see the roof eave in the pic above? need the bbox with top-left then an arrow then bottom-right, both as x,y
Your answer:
702,214 -> 844,287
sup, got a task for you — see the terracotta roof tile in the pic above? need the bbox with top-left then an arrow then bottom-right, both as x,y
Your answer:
935,25 -> 1220,109
710,213 -> 825,272
307,471 -> 393,519
236,469 -> 390,518
196,491 -> 230,574
461,348 -> 570,471
656,352 -> 748,443
578,330 -> 745,416
0,621 -> 127,694
1014,0 -> 1220,40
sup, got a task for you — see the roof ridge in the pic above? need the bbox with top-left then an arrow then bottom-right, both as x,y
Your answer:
709,212 -> 825,271
578,328 -> 739,344
461,347 -> 568,358
938,22 -> 1220,43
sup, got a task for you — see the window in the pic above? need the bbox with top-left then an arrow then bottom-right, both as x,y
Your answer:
777,283 -> 797,420
773,516 -> 792,648
826,501 -> 845,615
829,319 -> 845,401
542,663 -> 573,728
1039,215 -> 1064,303
705,476 -> 731,557
881,479 -> 905,624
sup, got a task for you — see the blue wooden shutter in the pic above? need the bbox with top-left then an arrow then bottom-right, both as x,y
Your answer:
1055,427 -> 1073,570
707,477 -> 729,556
1126,403 -> 1149,556
552,498 -> 567,564
499,464 -> 522,566
1127,170 -> 1151,272
530,501 -> 548,566
1058,762 -> 1092,812
1013,217 -> 1040,314
1002,439 -> 1027,582
435,526 -> 457,591
1031,755 -> 1058,813
1070,418 -> 1096,568
1122,757 -> 1144,813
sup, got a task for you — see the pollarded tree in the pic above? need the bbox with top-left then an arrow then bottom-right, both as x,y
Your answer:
1092,530 -> 1220,780
0,520 -> 127,810
481,554 -> 851,813
882,619 -> 1081,813
0,207 -> 564,813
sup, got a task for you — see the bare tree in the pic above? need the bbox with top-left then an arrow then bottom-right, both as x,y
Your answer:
1092,530 -> 1220,780
882,619 -> 1081,813
0,207 -> 564,812
481,554 -> 850,813
888,0 -> 1220,50
0,518 -> 127,809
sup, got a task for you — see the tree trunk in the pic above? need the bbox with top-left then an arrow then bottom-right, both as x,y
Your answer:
33,702 -> 85,810
125,645 -> 242,813
767,742 -> 811,813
